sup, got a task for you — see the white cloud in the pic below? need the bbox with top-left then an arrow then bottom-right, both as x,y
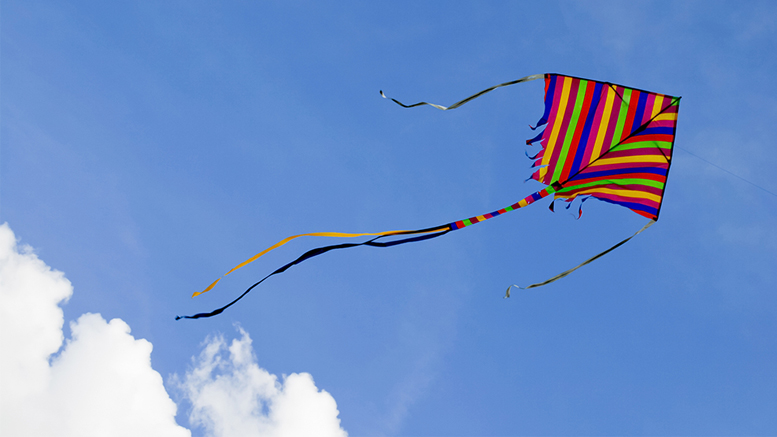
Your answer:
0,223 -> 190,437
175,327 -> 348,437
0,222 -> 348,437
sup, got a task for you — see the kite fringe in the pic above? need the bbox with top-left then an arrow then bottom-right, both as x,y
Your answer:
525,149 -> 541,160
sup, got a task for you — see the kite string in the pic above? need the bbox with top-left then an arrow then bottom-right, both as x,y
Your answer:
677,146 -> 777,198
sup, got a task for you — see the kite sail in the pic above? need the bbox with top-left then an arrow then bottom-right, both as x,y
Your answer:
177,73 -> 680,320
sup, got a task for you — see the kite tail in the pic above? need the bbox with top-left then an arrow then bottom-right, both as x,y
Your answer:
504,219 -> 656,298
449,186 -> 556,230
380,74 -> 543,111
190,226 -> 451,298
177,187 -> 556,320
176,230 -> 451,320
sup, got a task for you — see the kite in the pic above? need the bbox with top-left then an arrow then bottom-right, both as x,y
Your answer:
177,73 -> 680,320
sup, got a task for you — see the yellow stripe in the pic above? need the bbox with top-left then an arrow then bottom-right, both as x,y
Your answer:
518,199 -> 528,207
193,227 -> 446,297
651,94 -> 664,119
540,76 -> 572,181
590,155 -> 669,167
573,186 -> 662,203
653,112 -> 677,122
592,85 -> 616,162
476,215 -> 487,222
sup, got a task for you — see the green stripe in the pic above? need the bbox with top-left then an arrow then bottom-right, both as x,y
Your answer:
610,88 -> 631,149
559,178 -> 664,192
616,141 -> 672,152
504,206 -> 514,212
463,219 -> 473,226
551,79 -> 589,183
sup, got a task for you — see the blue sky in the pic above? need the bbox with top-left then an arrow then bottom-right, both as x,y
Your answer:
2,1 -> 776,435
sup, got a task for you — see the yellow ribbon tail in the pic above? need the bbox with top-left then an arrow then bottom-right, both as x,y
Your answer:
193,228 -> 446,298
192,278 -> 222,298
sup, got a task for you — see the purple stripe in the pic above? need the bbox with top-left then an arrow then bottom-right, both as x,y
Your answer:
546,77 -> 580,182
594,196 -> 659,216
568,81 -> 604,178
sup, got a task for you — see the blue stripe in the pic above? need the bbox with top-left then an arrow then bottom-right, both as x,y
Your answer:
568,81 -> 603,177
531,75 -> 557,130
575,166 -> 667,180
632,91 -> 649,134
595,197 -> 658,216
542,75 -> 558,124
637,126 -> 675,136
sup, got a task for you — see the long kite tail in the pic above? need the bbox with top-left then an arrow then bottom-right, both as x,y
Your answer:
176,230 -> 451,320
504,219 -> 656,298
176,187 -> 556,320
380,74 -> 543,110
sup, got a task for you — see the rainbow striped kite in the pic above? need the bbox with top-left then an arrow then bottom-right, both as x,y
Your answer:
178,73 -> 680,319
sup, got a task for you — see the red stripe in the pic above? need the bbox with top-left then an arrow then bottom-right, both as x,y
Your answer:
560,80 -> 596,182
650,120 -> 677,128
620,89 -> 641,141
620,133 -> 675,144
583,161 -> 669,173
546,77 -> 580,183
573,171 -> 666,184
633,209 -> 657,219
581,85 -> 609,167
663,104 -> 679,113
578,165 -> 668,175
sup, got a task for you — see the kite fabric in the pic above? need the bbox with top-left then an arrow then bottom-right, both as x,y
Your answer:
177,73 -> 680,320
